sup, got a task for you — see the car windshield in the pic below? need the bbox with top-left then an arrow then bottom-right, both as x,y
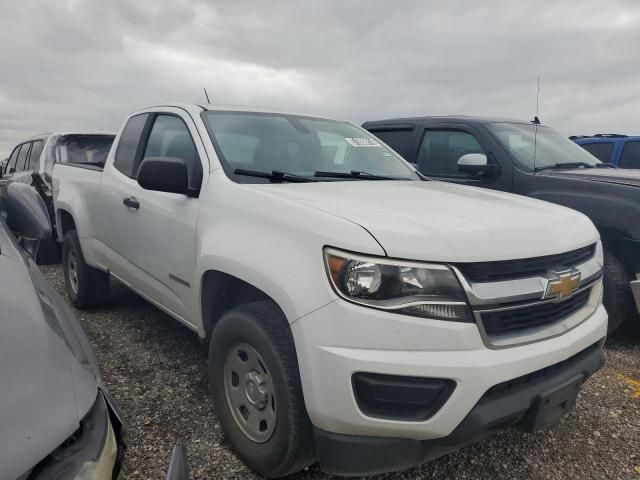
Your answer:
55,134 -> 115,165
202,111 -> 420,183
486,123 -> 601,171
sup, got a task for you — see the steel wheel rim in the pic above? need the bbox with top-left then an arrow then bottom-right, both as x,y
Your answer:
67,249 -> 79,295
223,343 -> 277,443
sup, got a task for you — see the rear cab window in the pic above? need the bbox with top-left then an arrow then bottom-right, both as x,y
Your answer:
114,114 -> 150,177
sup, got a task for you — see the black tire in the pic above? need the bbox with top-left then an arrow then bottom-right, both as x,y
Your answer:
62,230 -> 109,309
602,248 -> 635,333
209,301 -> 315,478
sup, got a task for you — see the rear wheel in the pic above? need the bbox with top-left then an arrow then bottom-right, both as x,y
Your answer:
209,302 -> 315,477
602,248 -> 635,333
62,230 -> 109,309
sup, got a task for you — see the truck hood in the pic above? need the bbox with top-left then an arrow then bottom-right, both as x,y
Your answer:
539,168 -> 640,187
265,180 -> 598,262
0,228 -> 99,479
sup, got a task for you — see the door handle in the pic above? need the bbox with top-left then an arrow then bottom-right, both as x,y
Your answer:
122,196 -> 140,210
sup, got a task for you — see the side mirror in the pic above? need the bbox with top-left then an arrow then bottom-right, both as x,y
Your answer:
137,157 -> 191,196
6,183 -> 52,258
457,153 -> 499,177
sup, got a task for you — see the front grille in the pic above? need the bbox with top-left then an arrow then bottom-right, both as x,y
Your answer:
480,289 -> 590,337
456,244 -> 595,283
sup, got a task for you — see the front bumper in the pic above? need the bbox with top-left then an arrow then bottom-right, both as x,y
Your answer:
313,340 -> 604,476
292,299 -> 607,441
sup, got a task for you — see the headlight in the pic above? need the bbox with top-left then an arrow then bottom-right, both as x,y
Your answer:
324,248 -> 471,321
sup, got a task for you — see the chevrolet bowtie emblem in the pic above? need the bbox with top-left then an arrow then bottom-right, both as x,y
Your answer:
543,269 -> 581,300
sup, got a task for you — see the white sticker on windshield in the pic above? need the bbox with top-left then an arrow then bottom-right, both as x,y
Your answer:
345,137 -> 381,147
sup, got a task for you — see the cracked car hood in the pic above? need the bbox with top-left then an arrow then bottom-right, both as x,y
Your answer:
0,225 -> 99,479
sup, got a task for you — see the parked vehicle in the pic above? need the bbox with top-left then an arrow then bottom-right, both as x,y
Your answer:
53,104 -> 606,477
571,134 -> 640,168
0,183 -> 125,479
363,116 -> 640,332
0,132 -> 115,263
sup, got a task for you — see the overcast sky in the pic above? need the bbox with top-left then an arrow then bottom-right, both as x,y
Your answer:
1,0 -> 639,156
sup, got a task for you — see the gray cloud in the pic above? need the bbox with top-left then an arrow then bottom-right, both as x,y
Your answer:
1,0 -> 639,156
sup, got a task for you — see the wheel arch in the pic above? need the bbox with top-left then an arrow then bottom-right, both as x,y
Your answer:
200,270 -> 286,339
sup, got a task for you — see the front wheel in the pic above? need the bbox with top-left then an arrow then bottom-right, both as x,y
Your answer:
208,302 -> 315,478
602,248 -> 635,333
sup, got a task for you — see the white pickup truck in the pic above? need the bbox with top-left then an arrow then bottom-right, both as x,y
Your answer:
53,104 -> 607,477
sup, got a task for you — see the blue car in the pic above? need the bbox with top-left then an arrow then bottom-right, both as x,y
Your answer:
571,134 -> 640,168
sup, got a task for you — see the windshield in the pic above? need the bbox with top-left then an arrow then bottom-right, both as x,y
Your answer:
55,134 -> 115,165
486,123 -> 601,171
202,111 -> 420,182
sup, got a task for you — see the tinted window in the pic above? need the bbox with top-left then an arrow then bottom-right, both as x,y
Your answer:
143,114 -> 202,188
16,143 -> 31,172
27,140 -> 44,171
56,135 -> 114,165
416,130 -> 483,176
114,114 -> 149,177
620,141 -> 640,169
580,142 -> 613,163
368,128 -> 414,158
7,145 -> 21,172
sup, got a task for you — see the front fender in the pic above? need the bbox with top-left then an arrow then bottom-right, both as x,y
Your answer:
194,179 -> 385,324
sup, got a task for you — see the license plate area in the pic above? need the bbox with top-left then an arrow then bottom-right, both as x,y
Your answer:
517,374 -> 585,433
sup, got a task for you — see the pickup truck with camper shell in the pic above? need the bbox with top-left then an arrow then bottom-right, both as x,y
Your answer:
53,104 -> 607,477
364,116 -> 640,333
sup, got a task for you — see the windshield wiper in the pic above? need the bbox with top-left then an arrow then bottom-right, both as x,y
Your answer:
534,162 -> 596,172
233,168 -> 315,183
594,162 -> 617,168
314,170 -> 397,180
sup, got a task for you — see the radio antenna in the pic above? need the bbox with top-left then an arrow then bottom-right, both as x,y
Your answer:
532,76 -> 540,173
203,88 -> 211,104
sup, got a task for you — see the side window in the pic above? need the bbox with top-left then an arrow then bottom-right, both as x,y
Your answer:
7,145 -> 21,172
580,142 -> 613,163
114,113 -> 149,177
416,130 -> 483,177
368,128 -> 414,158
619,141 -> 640,169
143,114 -> 202,188
27,140 -> 44,171
16,143 -> 31,172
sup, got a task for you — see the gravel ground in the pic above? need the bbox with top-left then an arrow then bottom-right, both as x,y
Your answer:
41,265 -> 640,480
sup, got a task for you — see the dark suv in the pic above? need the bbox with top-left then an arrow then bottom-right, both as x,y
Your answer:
363,116 -> 640,332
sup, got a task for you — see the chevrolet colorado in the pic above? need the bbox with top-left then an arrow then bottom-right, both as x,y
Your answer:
53,104 -> 607,477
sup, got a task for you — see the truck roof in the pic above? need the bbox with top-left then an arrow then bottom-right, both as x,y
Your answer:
20,131 -> 116,142
130,103 -> 347,123
363,115 -> 540,127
